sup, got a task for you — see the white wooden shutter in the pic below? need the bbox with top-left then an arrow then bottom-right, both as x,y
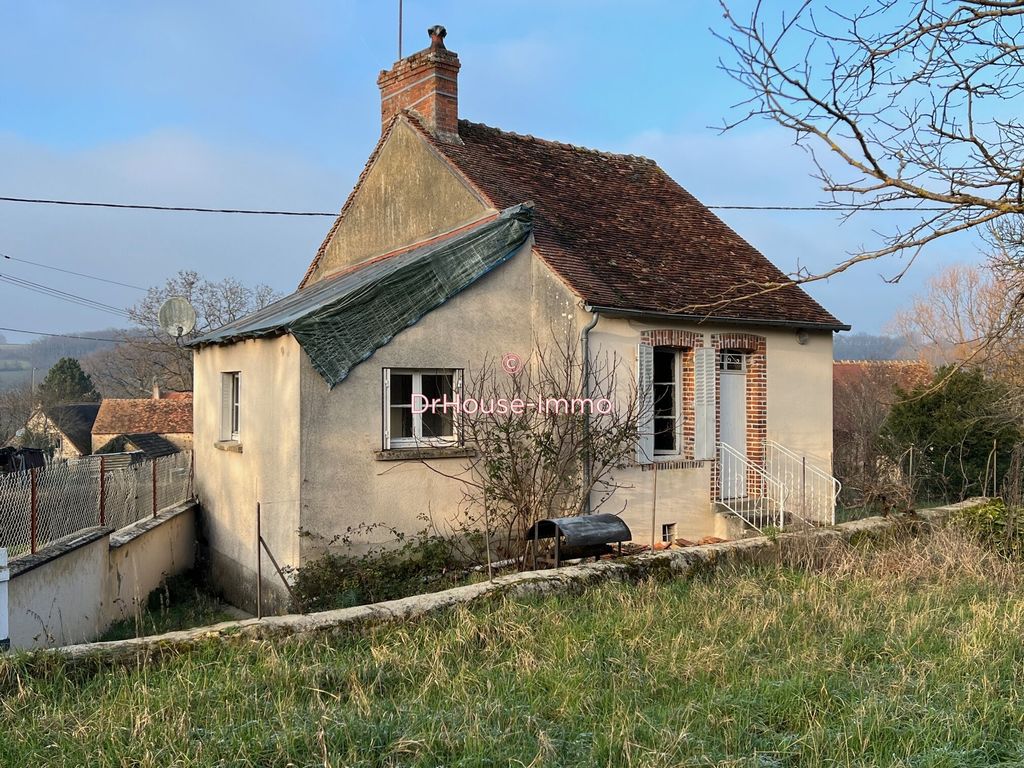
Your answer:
381,368 -> 391,450
694,348 -> 716,460
636,344 -> 654,465
220,373 -> 233,441
454,369 -> 464,445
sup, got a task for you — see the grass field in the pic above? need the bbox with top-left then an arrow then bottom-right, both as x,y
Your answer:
2,529 -> 1023,767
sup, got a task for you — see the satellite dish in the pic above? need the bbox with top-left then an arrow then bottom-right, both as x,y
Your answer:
158,296 -> 197,339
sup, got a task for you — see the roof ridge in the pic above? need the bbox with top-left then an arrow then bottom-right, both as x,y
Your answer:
456,118 -> 658,165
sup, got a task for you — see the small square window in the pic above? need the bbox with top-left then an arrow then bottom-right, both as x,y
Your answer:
661,522 -> 677,543
383,369 -> 461,449
718,350 -> 747,372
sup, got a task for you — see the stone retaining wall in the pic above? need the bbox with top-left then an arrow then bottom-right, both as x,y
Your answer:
36,500 -> 983,666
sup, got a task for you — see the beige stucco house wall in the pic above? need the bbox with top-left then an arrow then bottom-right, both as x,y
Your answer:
193,335 -> 302,611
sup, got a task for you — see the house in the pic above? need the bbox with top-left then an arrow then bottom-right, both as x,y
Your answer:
23,403 -> 101,460
91,393 -> 193,455
192,26 -> 848,611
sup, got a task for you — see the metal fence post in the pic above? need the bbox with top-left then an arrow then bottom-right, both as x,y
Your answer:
29,467 -> 38,554
98,456 -> 106,526
152,459 -> 158,518
0,548 -> 8,651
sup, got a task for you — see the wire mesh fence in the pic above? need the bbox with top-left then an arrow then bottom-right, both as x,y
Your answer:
0,451 -> 193,559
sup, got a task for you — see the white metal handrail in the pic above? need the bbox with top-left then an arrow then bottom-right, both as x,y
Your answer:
717,442 -> 785,533
764,440 -> 840,526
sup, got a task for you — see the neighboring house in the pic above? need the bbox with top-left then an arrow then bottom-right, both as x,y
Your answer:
94,432 -> 182,460
24,403 -> 101,460
191,26 -> 848,611
91,394 -> 193,455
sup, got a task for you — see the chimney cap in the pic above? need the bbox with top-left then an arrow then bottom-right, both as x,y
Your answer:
428,25 -> 447,50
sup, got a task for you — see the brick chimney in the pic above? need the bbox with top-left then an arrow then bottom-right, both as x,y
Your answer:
377,25 -> 461,143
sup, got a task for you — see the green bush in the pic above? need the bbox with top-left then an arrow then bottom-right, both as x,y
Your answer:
951,499 -> 1024,559
289,527 -> 470,612
883,367 -> 1020,502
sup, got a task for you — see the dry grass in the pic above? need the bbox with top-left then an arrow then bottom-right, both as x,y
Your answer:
2,527 -> 1024,767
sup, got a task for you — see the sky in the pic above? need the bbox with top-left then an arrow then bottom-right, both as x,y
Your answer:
0,1 -> 984,343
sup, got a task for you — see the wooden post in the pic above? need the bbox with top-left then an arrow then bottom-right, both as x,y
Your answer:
256,502 -> 263,620
650,463 -> 659,551
29,467 -> 38,554
151,460 -> 158,518
99,456 -> 107,528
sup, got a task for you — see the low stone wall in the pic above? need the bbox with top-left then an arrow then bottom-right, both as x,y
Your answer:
39,499 -> 983,666
7,501 -> 197,650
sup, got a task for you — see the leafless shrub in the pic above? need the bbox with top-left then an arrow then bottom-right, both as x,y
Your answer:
422,326 -> 641,567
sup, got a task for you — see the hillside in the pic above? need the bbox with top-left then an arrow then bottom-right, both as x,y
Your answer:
1,528 -> 1020,767
0,330 -> 125,391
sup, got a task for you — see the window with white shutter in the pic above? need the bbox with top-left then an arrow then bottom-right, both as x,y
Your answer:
220,372 -> 240,441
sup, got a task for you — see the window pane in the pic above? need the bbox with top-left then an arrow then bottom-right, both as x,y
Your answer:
391,373 -> 413,406
390,406 -> 413,438
422,410 -> 454,438
653,383 -> 675,417
653,348 -> 675,383
654,417 -> 676,452
421,373 -> 453,402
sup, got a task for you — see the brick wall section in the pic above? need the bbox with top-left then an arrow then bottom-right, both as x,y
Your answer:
640,330 -> 703,461
377,49 -> 461,141
711,333 -> 767,498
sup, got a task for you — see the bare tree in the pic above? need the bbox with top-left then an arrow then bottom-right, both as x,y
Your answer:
891,262 -> 1024,371
0,384 -> 35,445
718,0 -> 1024,283
82,270 -> 278,396
417,329 -> 641,567
833,360 -> 930,509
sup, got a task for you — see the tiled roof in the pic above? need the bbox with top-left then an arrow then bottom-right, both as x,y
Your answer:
427,118 -> 846,329
95,432 -> 181,459
92,396 -> 193,436
42,403 -> 101,455
301,113 -> 846,329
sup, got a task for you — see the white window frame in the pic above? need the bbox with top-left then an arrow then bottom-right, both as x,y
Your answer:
382,368 -> 462,450
653,347 -> 681,456
221,372 -> 240,441
661,522 -> 677,543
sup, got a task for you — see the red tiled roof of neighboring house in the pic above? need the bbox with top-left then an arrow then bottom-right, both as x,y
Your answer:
92,395 -> 193,436
833,360 -> 932,390
302,113 -> 847,330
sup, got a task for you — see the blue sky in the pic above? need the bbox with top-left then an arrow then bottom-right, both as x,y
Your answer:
0,1 -> 980,341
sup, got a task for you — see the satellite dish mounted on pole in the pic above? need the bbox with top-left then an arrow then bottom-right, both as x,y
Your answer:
158,296 -> 197,341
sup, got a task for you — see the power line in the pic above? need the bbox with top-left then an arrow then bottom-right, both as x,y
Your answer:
0,273 -> 133,319
1,251 -> 147,291
0,193 -> 957,215
0,326 -> 121,343
0,195 -> 337,216
706,204 -> 950,211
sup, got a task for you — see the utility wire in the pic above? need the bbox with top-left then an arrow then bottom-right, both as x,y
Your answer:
0,326 -> 121,343
1,251 -> 147,291
0,273 -> 132,319
0,193 -> 957,215
0,195 -> 337,216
